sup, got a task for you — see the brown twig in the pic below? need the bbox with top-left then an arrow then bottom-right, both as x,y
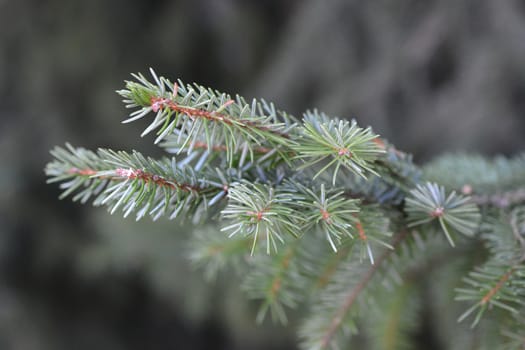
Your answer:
68,166 -> 202,193
192,141 -> 274,154
480,267 -> 516,305
150,97 -> 290,139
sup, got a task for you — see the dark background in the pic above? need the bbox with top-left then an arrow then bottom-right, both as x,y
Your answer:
1,0 -> 525,349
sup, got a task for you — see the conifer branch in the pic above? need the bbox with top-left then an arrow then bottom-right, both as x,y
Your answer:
46,70 -> 525,350
148,96 -> 291,139
364,283 -> 419,350
169,140 -> 274,155
46,144 -> 228,221
221,182 -> 304,254
456,263 -> 525,327
315,229 -> 409,349
189,228 -> 252,280
406,182 -> 481,246
243,243 -> 304,324
294,111 -> 385,184
480,267 -> 516,305
118,69 -> 298,165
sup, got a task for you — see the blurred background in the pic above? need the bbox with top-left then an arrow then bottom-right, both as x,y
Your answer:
1,0 -> 525,349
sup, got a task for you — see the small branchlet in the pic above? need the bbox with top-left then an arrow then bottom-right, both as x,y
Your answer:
294,110 -> 385,184
406,182 -> 481,246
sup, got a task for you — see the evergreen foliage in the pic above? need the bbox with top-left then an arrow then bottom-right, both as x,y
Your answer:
46,70 -> 525,350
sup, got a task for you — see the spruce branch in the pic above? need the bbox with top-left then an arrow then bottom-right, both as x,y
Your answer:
46,70 -> 525,350
482,210 -> 525,262
295,183 -> 360,252
365,284 -> 420,350
354,206 -> 393,264
406,182 -> 481,246
242,242 -> 307,324
189,228 -> 252,281
299,229 -> 409,350
423,153 -> 525,186
294,110 -> 385,184
220,182 -> 304,255
46,144 -> 227,221
456,209 -> 525,327
118,69 -> 298,165
456,263 -> 525,327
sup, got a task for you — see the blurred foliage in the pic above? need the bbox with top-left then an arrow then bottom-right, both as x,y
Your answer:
1,0 -> 525,349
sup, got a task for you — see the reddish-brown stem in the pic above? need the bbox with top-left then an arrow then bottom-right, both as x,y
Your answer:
480,267 -> 516,305
355,220 -> 367,241
320,229 -> 410,349
192,141 -> 273,154
150,97 -> 290,139
68,167 -> 202,193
